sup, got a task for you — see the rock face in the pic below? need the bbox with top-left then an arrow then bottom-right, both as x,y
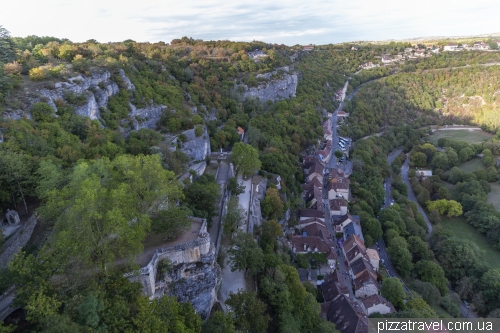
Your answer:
129,103 -> 165,130
242,66 -> 298,102
126,220 -> 220,320
180,127 -> 211,161
38,71 -> 120,120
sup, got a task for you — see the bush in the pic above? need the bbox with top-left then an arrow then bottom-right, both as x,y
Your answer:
64,91 -> 88,106
3,62 -> 22,75
31,102 -> 54,122
29,66 -> 48,81
195,125 -> 203,137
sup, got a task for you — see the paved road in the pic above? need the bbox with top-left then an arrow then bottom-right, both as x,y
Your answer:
401,156 -> 433,238
375,148 -> 408,287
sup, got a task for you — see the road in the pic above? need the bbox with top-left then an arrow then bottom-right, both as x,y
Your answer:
375,148 -> 408,286
401,156 -> 433,238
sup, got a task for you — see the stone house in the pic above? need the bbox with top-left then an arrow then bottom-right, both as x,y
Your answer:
343,221 -> 364,243
353,270 -> 380,298
327,177 -> 350,200
361,294 -> 396,316
304,159 -> 324,183
321,271 -> 350,302
299,209 -> 325,222
332,214 -> 360,233
366,249 -> 380,271
324,296 -> 368,333
329,198 -> 348,216
296,217 -> 326,229
342,234 -> 367,264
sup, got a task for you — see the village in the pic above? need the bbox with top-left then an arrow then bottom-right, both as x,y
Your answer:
291,91 -> 397,332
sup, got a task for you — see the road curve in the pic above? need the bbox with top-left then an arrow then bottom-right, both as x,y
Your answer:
401,156 -> 433,238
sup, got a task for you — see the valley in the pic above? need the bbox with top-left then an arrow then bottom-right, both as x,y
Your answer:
1,28 -> 500,332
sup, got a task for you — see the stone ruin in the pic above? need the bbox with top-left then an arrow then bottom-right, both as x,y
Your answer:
4,210 -> 20,225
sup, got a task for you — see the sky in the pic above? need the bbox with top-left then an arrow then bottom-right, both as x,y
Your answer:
1,0 -> 499,45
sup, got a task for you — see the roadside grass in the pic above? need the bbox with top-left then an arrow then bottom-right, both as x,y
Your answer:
439,216 -> 500,269
429,129 -> 493,145
458,158 -> 485,173
487,183 -> 500,211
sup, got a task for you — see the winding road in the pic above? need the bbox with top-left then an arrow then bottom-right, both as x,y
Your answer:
401,156 -> 433,238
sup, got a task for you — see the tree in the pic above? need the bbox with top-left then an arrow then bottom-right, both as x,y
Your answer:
39,155 -> 183,271
410,152 -> 427,167
426,199 -> 462,217
334,150 -> 343,159
31,102 -> 55,122
481,269 -> 500,311
231,142 -> 261,177
260,219 -> 282,252
151,206 -> 192,239
0,149 -> 35,213
0,26 -> 16,63
429,208 -> 441,224
387,236 -> 413,277
223,196 -> 245,236
407,236 -> 429,262
414,260 -> 448,296
381,278 -> 406,310
202,311 -> 236,333
184,174 -> 220,222
226,291 -> 270,333
227,232 -> 264,275
262,187 -> 284,220
226,177 -> 245,196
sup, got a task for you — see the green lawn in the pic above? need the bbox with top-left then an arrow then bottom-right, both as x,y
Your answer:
487,183 -> 500,211
443,182 -> 459,201
429,129 -> 493,145
439,216 -> 500,269
458,158 -> 485,173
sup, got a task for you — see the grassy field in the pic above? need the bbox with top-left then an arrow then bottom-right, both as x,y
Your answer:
429,129 -> 493,145
439,216 -> 500,269
487,183 -> 500,211
443,182 -> 459,200
458,158 -> 486,173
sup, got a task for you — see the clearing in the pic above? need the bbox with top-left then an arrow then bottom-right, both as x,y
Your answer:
487,183 -> 500,211
429,129 -> 493,145
458,158 -> 485,173
439,216 -> 500,269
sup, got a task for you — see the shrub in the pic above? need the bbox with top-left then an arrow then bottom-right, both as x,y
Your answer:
31,102 -> 54,122
64,91 -> 88,106
3,61 -> 22,75
195,125 -> 203,137
29,67 -> 48,81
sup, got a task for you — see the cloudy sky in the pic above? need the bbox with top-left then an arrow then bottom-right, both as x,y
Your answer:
2,0 -> 499,45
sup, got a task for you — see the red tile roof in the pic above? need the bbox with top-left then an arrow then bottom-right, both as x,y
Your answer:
361,294 -> 396,313
330,198 -> 348,211
237,126 -> 245,135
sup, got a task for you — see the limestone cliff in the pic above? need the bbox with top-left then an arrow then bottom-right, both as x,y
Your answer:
126,219 -> 220,320
128,103 -> 166,130
241,66 -> 298,102
38,71 -> 120,120
180,127 -> 211,161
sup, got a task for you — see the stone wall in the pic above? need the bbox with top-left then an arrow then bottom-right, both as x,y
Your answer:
0,215 -> 37,268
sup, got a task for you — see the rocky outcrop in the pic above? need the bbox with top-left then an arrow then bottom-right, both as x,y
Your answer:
126,220 -> 220,320
242,66 -> 298,102
180,127 -> 211,161
119,69 -> 135,91
38,71 -> 120,120
129,103 -> 165,130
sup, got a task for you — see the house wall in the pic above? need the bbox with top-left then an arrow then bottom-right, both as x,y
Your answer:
355,283 -> 379,298
366,303 -> 392,316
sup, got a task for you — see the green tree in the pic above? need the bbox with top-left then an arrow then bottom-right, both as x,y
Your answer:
387,237 -> 413,278
226,291 -> 270,333
481,269 -> 500,311
227,232 -> 264,275
410,152 -> 427,167
231,142 -> 261,177
226,177 -> 245,196
223,196 -> 245,236
151,206 -> 192,239
414,260 -> 448,296
184,174 -> 220,222
381,278 -> 406,310
262,187 -> 284,220
407,236 -> 429,262
31,102 -> 55,122
260,219 -> 282,252
202,311 -> 236,333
